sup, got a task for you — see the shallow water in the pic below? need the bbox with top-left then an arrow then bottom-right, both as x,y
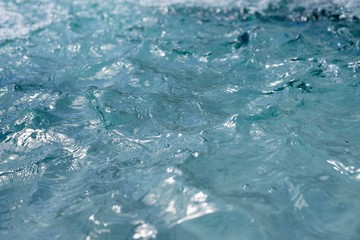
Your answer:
1,0 -> 360,239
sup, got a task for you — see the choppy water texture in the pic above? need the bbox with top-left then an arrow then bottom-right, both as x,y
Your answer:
1,0 -> 360,239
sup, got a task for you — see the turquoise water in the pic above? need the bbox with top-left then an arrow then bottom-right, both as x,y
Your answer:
1,0 -> 360,239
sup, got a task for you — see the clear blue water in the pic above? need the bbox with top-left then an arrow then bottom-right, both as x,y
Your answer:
1,0 -> 360,239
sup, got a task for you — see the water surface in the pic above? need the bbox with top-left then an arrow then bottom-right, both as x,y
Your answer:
1,0 -> 360,239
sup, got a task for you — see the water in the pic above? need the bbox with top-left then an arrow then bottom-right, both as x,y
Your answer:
1,0 -> 360,239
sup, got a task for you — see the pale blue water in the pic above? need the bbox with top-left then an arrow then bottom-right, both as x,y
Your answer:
1,0 -> 360,239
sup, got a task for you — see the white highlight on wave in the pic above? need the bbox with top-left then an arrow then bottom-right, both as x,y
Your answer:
327,159 -> 360,181
132,221 -> 157,240
285,177 -> 309,210
142,167 -> 217,227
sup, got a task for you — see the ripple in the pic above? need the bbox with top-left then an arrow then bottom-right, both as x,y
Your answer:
1,0 -> 360,239
148,94 -> 210,131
